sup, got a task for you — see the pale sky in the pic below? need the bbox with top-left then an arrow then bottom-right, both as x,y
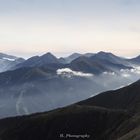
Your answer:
0,0 -> 140,58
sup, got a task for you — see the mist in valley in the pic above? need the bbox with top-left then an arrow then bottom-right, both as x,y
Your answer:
0,66 -> 140,118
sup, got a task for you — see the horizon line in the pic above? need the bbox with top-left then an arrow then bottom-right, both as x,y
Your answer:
0,51 -> 139,60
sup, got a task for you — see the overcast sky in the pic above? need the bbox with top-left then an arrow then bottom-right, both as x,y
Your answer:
0,0 -> 140,58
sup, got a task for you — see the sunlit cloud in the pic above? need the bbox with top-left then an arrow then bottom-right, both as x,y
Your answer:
57,68 -> 93,78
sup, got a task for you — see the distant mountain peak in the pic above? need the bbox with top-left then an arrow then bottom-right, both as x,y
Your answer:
41,52 -> 54,56
40,52 -> 59,63
71,53 -> 81,55
68,53 -> 82,60
0,52 -> 18,60
97,51 -> 113,56
42,52 -> 54,56
129,54 -> 140,64
133,55 -> 140,59
60,53 -> 82,63
71,56 -> 90,63
0,52 -> 6,56
15,52 -> 60,69
93,51 -> 125,62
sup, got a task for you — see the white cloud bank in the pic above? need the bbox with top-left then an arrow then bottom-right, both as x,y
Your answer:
57,68 -> 93,78
120,67 -> 140,75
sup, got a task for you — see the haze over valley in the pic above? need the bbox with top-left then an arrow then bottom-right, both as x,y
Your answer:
0,51 -> 140,118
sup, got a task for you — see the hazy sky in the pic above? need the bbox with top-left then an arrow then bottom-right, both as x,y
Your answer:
0,0 -> 140,58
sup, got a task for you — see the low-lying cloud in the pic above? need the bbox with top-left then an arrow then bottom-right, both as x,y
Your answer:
103,71 -> 116,76
57,68 -> 93,78
120,67 -> 140,76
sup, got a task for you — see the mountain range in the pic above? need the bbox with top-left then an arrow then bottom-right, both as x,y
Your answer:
0,80 -> 140,140
3,51 -> 139,75
1,51 -> 140,74
0,51 -> 140,118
